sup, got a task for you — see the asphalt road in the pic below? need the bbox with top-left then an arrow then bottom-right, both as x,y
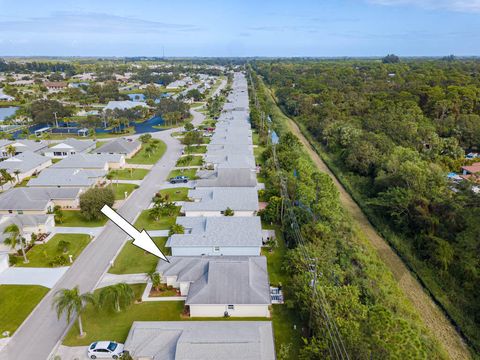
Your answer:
0,107 -> 206,360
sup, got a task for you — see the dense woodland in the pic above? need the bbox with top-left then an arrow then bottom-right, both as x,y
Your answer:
249,70 -> 446,359
252,59 -> 480,354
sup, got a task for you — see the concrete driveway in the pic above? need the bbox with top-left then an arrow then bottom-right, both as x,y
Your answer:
54,345 -> 89,360
0,267 -> 69,288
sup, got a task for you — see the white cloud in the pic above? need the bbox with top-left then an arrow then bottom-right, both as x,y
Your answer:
368,0 -> 480,13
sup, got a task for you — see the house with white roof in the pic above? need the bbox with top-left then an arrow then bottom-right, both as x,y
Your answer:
124,321 -> 275,360
27,168 -> 106,188
166,216 -> 263,256
51,153 -> 125,170
0,214 -> 54,252
43,139 -> 95,158
0,139 -> 48,159
182,187 -> 259,217
103,100 -> 148,111
157,256 -> 271,317
95,138 -> 141,158
0,151 -> 52,182
0,187 -> 82,214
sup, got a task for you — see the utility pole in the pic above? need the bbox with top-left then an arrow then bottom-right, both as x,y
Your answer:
53,111 -> 58,128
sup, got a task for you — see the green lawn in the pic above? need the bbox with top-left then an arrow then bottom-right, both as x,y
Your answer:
15,234 -> 91,267
167,168 -> 197,180
106,183 -> 139,200
126,140 -> 166,165
108,168 -> 149,180
158,187 -> 190,201
64,285 -> 185,346
175,155 -> 203,167
59,210 -> 108,227
0,285 -> 49,335
134,208 -> 180,231
271,305 -> 303,358
252,132 -> 260,146
95,141 -> 107,149
185,145 -> 207,154
109,237 -> 169,274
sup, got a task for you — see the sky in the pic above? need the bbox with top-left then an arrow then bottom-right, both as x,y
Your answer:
0,0 -> 479,57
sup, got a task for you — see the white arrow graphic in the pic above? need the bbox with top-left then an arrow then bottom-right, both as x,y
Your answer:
101,205 -> 169,263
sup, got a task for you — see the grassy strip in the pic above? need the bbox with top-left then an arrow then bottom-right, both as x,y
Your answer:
14,234 -> 90,267
108,168 -> 149,180
126,140 -> 166,165
158,187 -> 190,201
58,210 -> 108,227
167,168 -> 197,179
109,237 -> 169,274
106,183 -> 138,200
0,285 -> 49,335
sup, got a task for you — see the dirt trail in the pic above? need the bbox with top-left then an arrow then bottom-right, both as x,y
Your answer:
277,101 -> 471,360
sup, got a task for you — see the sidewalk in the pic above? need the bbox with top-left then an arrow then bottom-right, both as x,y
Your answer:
0,267 -> 69,288
96,272 -> 147,289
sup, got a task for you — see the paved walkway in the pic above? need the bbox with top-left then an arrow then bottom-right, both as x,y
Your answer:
159,181 -> 195,189
115,179 -> 142,185
97,273 -> 147,289
124,163 -> 153,169
54,345 -> 89,360
54,227 -> 103,236
145,230 -> 169,237
0,267 -> 69,288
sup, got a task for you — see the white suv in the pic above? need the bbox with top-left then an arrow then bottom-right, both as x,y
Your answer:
87,341 -> 124,359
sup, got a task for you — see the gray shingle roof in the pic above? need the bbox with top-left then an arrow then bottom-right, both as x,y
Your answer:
157,256 -> 270,306
95,138 -> 140,155
124,321 -> 275,360
204,153 -> 255,169
51,153 -> 122,169
182,187 -> 259,212
0,187 -> 81,210
48,138 -> 95,153
0,151 -> 50,173
0,140 -> 48,154
167,216 -> 262,248
195,168 -> 257,188
28,168 -> 105,187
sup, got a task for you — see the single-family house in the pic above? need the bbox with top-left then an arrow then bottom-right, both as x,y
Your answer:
44,139 -> 96,158
157,256 -> 271,317
166,216 -> 263,256
124,321 -> 275,360
0,187 -> 82,214
44,81 -> 68,92
182,187 -> 259,216
0,151 -> 52,182
51,153 -> 125,170
195,168 -> 257,188
0,214 -> 54,252
0,140 -> 48,158
203,153 -> 256,170
27,168 -> 106,188
0,89 -> 14,102
95,138 -> 141,158
103,100 -> 148,111
461,162 -> 480,178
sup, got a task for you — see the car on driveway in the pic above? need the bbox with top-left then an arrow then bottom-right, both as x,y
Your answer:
87,341 -> 124,359
169,175 -> 189,184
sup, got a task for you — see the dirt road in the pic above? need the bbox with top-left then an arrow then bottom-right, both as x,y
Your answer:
268,90 -> 471,360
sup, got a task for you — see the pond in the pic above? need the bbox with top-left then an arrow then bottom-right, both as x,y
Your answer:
12,115 -> 165,138
0,107 -> 19,121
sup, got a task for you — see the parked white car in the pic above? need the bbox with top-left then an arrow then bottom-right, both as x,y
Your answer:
87,341 -> 124,359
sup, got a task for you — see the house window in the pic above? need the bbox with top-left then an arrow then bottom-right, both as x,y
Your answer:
228,305 -> 234,310
214,246 -> 220,252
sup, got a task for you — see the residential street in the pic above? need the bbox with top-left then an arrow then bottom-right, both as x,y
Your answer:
0,108 -> 206,360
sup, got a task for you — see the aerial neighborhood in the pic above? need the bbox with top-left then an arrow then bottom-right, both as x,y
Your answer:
0,63 -> 281,360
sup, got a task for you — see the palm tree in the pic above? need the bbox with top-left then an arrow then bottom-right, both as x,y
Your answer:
0,169 -> 14,185
169,223 -> 185,236
3,223 -> 28,263
145,146 -> 154,158
52,286 -> 96,337
98,283 -> 135,312
13,169 -> 21,183
146,271 -> 162,291
224,207 -> 235,216
5,145 -> 15,158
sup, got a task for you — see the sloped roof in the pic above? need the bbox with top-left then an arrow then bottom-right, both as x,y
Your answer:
157,256 -> 270,306
0,187 -> 81,210
182,187 -> 258,212
95,138 -> 141,155
104,100 -> 148,111
49,138 -> 95,153
0,151 -> 50,173
124,321 -> 275,360
0,140 -> 48,154
195,168 -> 257,188
28,168 -> 105,187
167,216 -> 262,248
51,153 -> 122,169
